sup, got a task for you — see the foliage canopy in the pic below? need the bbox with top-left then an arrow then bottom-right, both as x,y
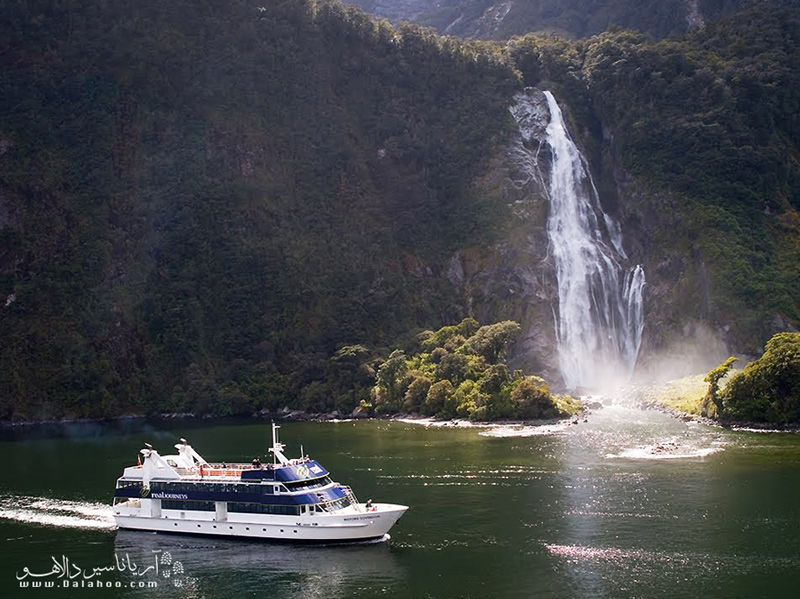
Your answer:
371,319 -> 581,420
721,333 -> 800,424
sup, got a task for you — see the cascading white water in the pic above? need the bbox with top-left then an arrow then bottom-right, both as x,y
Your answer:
511,90 -> 645,390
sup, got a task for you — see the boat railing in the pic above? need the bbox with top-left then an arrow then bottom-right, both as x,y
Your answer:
339,485 -> 362,512
174,467 -> 197,476
309,486 -> 362,514
197,467 -> 244,478
177,459 -> 311,477
207,462 -> 254,470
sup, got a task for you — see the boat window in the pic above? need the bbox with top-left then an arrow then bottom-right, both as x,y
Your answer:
283,476 -> 333,492
227,502 -> 300,516
115,480 -> 143,490
161,500 -> 215,511
323,496 -> 352,512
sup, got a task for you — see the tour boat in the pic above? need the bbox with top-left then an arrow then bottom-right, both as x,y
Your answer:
112,424 -> 408,543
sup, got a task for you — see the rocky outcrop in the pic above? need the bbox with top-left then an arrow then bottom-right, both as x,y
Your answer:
685,0 -> 706,29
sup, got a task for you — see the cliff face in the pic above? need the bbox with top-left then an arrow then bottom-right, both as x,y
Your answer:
451,1 -> 800,386
1,0 -> 799,417
449,90 -> 561,384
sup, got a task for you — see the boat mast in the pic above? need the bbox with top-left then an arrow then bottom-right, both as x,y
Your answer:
269,422 -> 289,465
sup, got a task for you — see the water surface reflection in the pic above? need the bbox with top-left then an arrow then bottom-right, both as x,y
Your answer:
113,530 -> 403,599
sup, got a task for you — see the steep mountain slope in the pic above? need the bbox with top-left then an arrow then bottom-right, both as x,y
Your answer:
0,0 -> 518,419
1,0 -> 798,419
497,2 -> 800,376
346,0 -> 745,39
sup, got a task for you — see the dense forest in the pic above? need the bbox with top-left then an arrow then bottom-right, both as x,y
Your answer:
1,0 -> 799,421
0,0 -> 518,420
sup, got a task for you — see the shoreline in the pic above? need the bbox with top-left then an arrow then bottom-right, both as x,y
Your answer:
0,408 -> 584,435
635,398 -> 800,432
5,400 -> 797,434
625,374 -> 800,432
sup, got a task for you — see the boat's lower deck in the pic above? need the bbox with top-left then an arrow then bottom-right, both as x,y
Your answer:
114,503 -> 407,543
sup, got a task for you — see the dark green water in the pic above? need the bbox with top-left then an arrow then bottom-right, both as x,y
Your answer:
2,406 -> 800,598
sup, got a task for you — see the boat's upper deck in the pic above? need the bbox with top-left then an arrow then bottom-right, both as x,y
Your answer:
120,425 -> 330,485
121,458 -> 329,482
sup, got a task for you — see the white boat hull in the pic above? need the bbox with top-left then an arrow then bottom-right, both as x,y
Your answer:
113,503 -> 407,543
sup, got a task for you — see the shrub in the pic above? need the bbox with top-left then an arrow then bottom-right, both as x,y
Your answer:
511,376 -> 552,419
722,332 -> 800,424
424,380 -> 455,416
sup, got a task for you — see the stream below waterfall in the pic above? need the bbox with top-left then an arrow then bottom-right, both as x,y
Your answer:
2,411 -> 800,598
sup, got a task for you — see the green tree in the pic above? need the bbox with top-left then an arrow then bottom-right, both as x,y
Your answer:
511,376 -> 553,419
436,352 -> 470,385
404,374 -> 432,412
465,321 -> 522,364
373,350 -> 409,411
702,356 -> 738,417
722,332 -> 800,424
424,379 -> 455,416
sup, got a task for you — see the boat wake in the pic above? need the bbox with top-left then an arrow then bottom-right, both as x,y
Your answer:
0,494 -> 116,531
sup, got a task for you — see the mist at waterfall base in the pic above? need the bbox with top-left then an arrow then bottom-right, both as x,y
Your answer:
511,90 -> 646,393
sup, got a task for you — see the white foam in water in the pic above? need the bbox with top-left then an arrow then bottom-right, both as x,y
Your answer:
479,421 -> 573,438
731,427 -> 799,434
395,418 -> 478,428
397,418 -> 571,437
606,441 -> 724,460
0,495 -> 116,531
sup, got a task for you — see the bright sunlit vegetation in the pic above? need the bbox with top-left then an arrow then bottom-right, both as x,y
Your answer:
371,319 -> 581,421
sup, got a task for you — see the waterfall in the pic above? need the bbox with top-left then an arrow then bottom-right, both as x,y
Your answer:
511,90 -> 645,390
